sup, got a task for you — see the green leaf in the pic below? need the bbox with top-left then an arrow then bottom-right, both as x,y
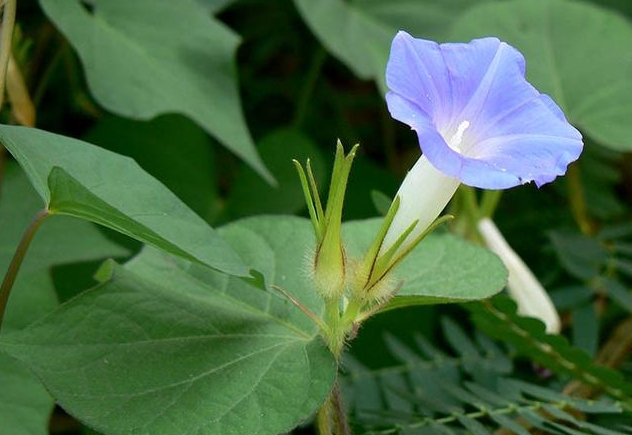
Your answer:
342,220 -> 507,309
294,0 -> 494,90
222,128 -> 325,219
370,190 -> 392,216
2,216 -> 336,435
0,164 -> 128,435
0,354 -> 52,435
196,0 -> 236,13
547,230 -> 608,280
39,0 -> 272,181
0,125 -> 247,277
450,0 -> 632,151
84,114 -> 218,220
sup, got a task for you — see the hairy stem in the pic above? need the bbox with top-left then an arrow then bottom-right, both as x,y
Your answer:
0,209 -> 50,335
317,379 -> 352,435
0,0 -> 17,109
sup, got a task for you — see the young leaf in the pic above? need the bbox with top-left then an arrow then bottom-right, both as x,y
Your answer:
39,0 -> 272,182
0,125 -> 247,277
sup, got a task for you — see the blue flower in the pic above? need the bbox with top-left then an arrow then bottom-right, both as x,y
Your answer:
386,31 -> 583,189
380,31 -> 583,258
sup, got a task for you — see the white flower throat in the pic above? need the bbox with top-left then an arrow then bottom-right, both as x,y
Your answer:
447,120 -> 470,152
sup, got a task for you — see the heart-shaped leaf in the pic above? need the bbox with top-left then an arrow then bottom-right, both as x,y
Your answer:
2,216 -> 336,435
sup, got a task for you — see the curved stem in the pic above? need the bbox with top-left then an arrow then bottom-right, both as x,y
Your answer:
0,209 -> 50,335
0,0 -> 17,109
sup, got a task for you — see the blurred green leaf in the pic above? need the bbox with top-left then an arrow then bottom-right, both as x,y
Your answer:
578,143 -> 624,219
572,303 -> 598,357
85,114 -> 217,220
39,0 -> 272,181
2,216 -> 337,435
451,0 -> 632,151
196,0 -> 236,13
550,285 -> 593,310
0,125 -> 247,277
342,220 -> 507,308
602,278 -> 632,314
0,164 -> 128,435
294,0 -> 494,90
345,158 -> 399,220
370,190 -> 392,216
548,230 -> 608,280
222,128 -> 325,219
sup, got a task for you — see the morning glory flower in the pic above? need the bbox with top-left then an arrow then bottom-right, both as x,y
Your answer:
380,31 -> 583,255
478,218 -> 561,334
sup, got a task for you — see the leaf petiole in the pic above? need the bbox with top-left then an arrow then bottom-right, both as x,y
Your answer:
0,208 -> 50,335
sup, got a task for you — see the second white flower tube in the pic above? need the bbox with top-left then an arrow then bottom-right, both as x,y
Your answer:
477,217 -> 561,334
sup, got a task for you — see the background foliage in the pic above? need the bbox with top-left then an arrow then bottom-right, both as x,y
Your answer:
1,0 -> 632,434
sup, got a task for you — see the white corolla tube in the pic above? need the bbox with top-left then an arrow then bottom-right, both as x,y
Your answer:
477,217 -> 561,334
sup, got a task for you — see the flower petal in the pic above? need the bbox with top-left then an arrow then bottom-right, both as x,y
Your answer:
385,31 -> 451,121
385,31 -> 583,189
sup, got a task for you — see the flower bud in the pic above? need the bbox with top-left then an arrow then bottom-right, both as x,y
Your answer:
477,217 -> 561,334
295,142 -> 358,300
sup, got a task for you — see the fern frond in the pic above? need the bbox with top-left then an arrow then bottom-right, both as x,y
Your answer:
466,295 -> 632,406
343,315 -> 628,435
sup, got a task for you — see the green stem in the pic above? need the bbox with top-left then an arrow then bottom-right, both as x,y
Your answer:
566,163 -> 594,235
380,103 -> 398,173
480,189 -> 503,219
459,185 -> 482,242
32,39 -> 66,109
0,144 -> 6,203
0,0 -> 17,110
293,47 -> 327,128
317,368 -> 353,435
0,209 -> 49,335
